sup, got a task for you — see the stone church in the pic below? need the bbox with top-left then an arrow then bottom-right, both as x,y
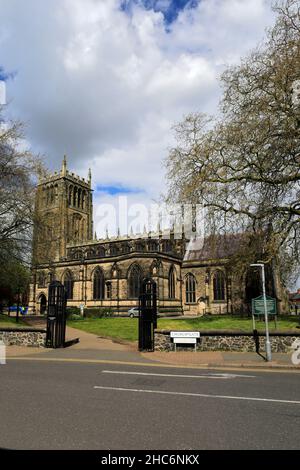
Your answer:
29,158 -> 285,316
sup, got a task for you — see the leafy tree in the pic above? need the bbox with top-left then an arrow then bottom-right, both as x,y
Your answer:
0,261 -> 30,306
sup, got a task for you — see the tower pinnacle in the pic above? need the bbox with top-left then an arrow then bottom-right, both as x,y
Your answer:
62,155 -> 67,176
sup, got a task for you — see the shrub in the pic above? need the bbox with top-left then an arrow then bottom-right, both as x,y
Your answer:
68,313 -> 83,321
66,307 -> 81,319
84,307 -> 114,319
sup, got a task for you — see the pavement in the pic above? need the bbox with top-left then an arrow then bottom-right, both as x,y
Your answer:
4,325 -> 300,371
142,350 -> 299,370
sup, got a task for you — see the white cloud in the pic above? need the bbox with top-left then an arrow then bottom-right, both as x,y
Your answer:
0,0 -> 276,235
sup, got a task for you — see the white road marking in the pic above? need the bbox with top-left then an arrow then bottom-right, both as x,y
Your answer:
101,370 -> 256,380
94,386 -> 300,405
204,372 -> 256,378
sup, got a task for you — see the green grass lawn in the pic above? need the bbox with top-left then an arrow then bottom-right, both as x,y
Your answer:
67,315 -> 300,343
0,314 -> 26,328
67,317 -> 139,342
158,316 -> 300,332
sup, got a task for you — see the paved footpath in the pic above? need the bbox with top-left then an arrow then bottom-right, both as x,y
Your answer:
6,325 -> 128,356
143,350 -> 299,370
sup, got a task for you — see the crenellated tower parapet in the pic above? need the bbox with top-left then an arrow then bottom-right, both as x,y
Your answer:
33,156 -> 93,265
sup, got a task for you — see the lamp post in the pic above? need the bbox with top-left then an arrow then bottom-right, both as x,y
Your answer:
250,263 -> 272,362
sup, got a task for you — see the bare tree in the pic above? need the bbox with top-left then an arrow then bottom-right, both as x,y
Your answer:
0,106 -> 45,268
165,0 -> 300,284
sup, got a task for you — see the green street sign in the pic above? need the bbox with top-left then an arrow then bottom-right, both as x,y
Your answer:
252,295 -> 277,315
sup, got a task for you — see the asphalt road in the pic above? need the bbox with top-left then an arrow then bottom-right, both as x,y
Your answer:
1,359 -> 300,450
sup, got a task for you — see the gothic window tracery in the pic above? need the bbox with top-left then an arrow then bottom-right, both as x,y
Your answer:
168,266 -> 176,299
128,264 -> 143,299
185,273 -> 196,304
93,268 -> 105,300
64,271 -> 74,300
213,270 -> 226,301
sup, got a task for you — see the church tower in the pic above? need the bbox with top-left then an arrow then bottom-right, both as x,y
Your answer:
32,156 -> 93,265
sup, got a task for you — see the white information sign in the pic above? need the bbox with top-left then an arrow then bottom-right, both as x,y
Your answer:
170,331 -> 200,338
170,331 -> 200,352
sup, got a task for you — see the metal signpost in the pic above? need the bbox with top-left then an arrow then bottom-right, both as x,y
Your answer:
252,295 -> 277,328
0,340 -> 6,365
250,263 -> 273,361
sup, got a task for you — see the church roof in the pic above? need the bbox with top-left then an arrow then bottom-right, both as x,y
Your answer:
289,292 -> 300,301
184,233 -> 246,262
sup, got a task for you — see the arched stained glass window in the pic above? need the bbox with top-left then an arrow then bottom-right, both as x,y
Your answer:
97,246 -> 106,258
122,243 -> 130,254
106,282 -> 112,300
93,268 -> 105,300
128,264 -> 143,299
161,240 -> 172,253
86,249 -> 95,259
168,266 -> 176,299
213,270 -> 226,301
64,271 -> 74,300
110,244 -> 119,256
148,240 -> 158,252
185,273 -> 196,304
37,272 -> 46,288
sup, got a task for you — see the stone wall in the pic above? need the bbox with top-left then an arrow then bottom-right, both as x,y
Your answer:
0,328 -> 46,347
155,330 -> 300,353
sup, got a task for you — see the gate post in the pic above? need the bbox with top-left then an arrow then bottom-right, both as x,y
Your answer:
46,281 -> 67,349
138,278 -> 157,352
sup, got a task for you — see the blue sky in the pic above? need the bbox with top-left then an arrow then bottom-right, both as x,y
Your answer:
0,0 -> 276,236
0,66 -> 14,82
0,67 -> 6,81
121,0 -> 199,24
96,185 -> 144,196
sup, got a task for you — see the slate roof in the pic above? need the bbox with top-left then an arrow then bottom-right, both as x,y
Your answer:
184,233 -> 247,262
289,292 -> 300,301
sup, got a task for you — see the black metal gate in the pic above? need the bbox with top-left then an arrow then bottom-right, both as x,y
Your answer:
46,281 -> 67,348
138,278 -> 157,351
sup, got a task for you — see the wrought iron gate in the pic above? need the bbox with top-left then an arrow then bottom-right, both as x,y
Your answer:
138,278 -> 157,351
46,281 -> 67,348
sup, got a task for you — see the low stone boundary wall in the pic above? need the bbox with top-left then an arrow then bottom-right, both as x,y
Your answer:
0,328 -> 46,348
155,330 -> 300,353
